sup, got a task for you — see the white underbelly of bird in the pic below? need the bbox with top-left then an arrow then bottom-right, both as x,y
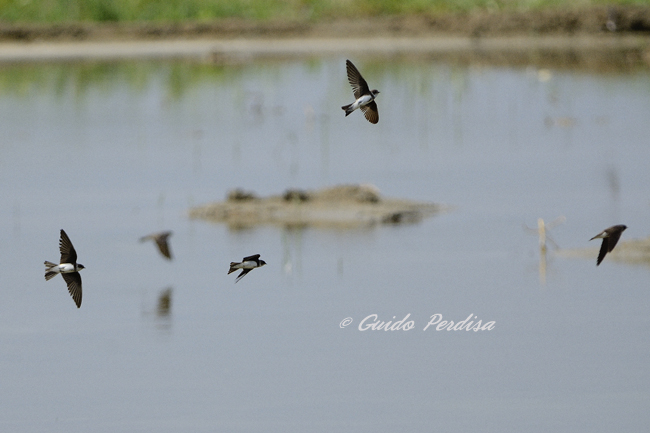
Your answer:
44,262 -> 76,279
231,260 -> 258,270
350,94 -> 374,112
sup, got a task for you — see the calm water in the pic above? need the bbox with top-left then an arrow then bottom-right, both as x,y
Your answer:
1,55 -> 649,432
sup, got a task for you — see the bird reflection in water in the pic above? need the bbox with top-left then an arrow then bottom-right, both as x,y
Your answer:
157,287 -> 172,317
141,287 -> 173,331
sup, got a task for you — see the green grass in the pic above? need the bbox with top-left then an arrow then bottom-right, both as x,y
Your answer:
0,0 -> 648,23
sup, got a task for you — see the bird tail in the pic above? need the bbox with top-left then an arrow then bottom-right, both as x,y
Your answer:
228,262 -> 239,274
341,104 -> 354,116
44,261 -> 59,280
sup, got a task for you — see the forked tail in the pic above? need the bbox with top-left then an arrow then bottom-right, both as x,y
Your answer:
228,262 -> 239,274
341,104 -> 353,116
44,261 -> 59,281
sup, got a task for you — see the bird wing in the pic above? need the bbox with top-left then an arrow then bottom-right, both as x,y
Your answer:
607,231 -> 623,253
59,229 -> 77,264
346,60 -> 371,99
155,236 -> 172,260
235,268 -> 252,283
360,101 -> 379,124
242,254 -> 260,262
62,272 -> 82,308
596,238 -> 609,266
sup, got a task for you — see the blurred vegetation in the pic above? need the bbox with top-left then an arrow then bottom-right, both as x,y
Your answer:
0,61 -> 244,99
0,0 -> 648,23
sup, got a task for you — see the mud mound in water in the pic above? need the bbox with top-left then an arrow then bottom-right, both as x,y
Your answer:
189,184 -> 448,229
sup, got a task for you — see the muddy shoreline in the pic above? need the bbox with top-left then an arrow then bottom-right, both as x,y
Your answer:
0,35 -> 648,73
1,7 -> 649,70
1,6 -> 650,42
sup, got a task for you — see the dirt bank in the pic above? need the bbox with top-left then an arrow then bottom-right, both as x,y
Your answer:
1,7 -> 649,71
1,6 -> 650,42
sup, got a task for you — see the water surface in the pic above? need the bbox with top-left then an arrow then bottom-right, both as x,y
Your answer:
1,56 -> 649,432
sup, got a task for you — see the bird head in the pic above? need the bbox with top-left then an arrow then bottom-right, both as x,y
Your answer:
78,264 -> 85,270
260,260 -> 267,267
371,90 -> 380,96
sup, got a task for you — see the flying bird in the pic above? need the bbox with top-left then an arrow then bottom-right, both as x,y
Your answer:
228,254 -> 267,283
140,231 -> 173,260
44,229 -> 85,308
590,224 -> 627,266
341,59 -> 380,124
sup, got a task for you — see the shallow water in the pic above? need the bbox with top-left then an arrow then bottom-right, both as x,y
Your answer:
1,56 -> 649,432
